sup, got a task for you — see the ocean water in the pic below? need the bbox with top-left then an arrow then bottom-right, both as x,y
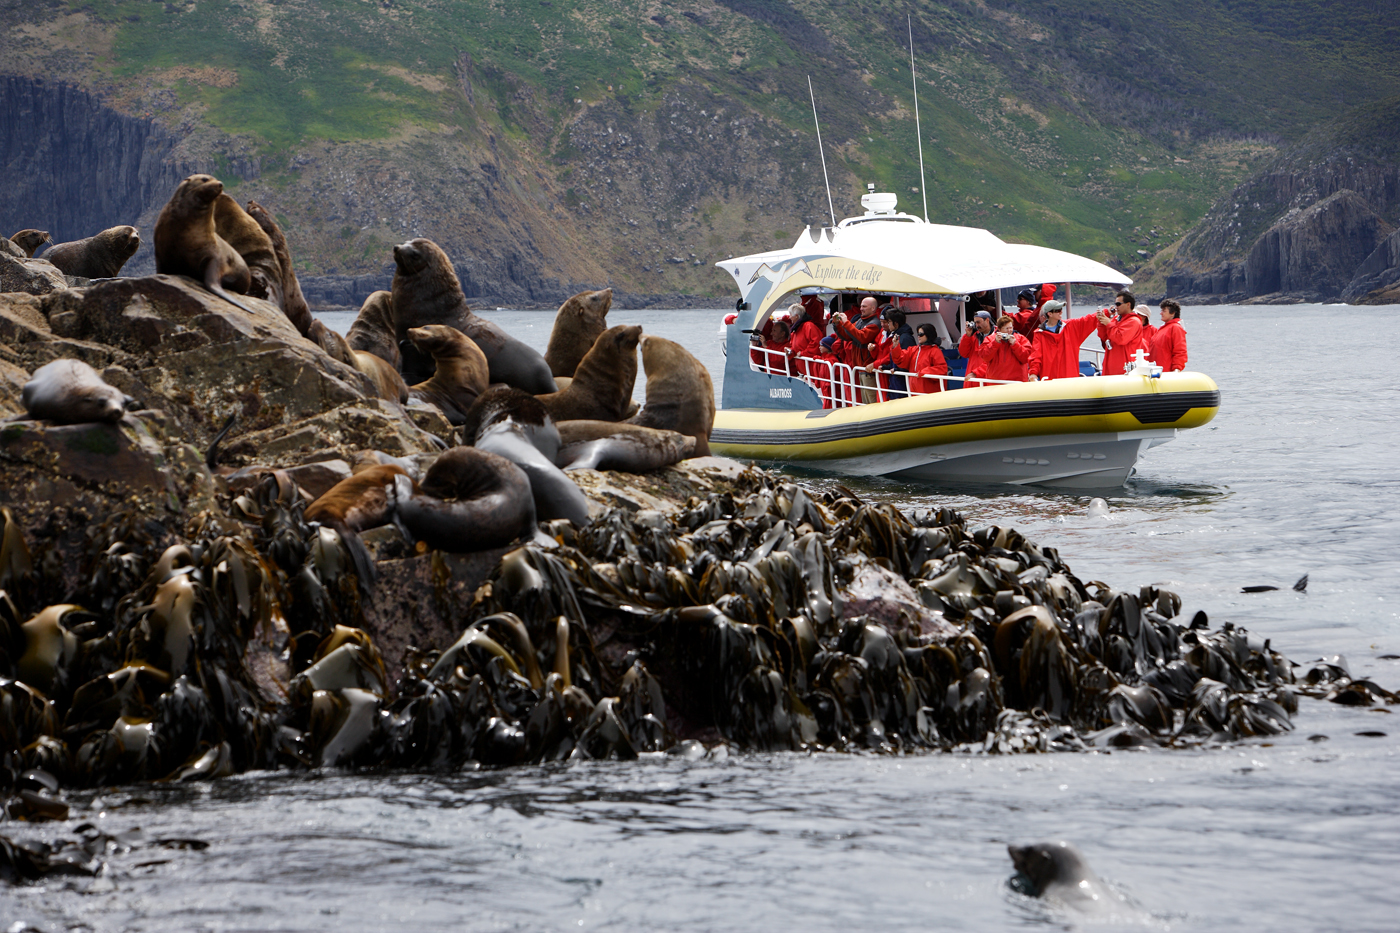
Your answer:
5,304 -> 1399,932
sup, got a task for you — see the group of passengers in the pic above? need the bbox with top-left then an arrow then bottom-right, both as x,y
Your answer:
750,285 -> 1188,405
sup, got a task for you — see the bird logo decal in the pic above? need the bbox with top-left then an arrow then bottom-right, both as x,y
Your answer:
746,258 -> 813,286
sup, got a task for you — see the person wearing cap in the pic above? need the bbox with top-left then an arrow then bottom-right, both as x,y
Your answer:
865,306 -> 915,400
1133,304 -> 1155,349
1028,300 -> 1100,380
968,315 -> 1031,386
889,323 -> 948,393
1009,288 -> 1040,341
1095,290 -> 1147,375
1150,299 -> 1188,371
957,308 -> 996,386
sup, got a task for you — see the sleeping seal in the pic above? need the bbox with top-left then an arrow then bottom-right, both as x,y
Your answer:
22,359 -> 134,424
305,464 -> 412,534
394,447 -> 536,552
1008,841 -> 1117,910
464,387 -> 590,527
555,420 -> 695,473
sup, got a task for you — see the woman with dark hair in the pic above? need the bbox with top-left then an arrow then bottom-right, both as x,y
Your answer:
866,306 -> 915,400
889,322 -> 948,394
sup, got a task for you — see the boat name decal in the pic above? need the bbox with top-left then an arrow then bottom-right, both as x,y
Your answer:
769,388 -> 793,398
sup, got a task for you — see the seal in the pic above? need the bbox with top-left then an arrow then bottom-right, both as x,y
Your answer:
390,238 -> 556,393
354,350 -> 409,404
555,419 -> 696,472
245,200 -> 314,337
1008,842 -> 1115,909
42,225 -> 141,279
213,195 -> 282,305
22,359 -> 134,425
544,287 -> 612,377
626,334 -> 715,457
305,464 -> 411,533
405,325 -> 489,424
153,174 -> 257,314
464,387 -> 590,526
536,324 -> 640,424
8,229 -> 51,258
347,290 -> 400,368
394,447 -> 536,552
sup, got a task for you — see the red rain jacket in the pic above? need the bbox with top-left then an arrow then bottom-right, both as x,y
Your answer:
976,332 -> 1031,383
1150,318 -> 1188,371
890,342 -> 948,393
1028,313 -> 1100,380
1098,312 -> 1146,375
958,330 -> 994,383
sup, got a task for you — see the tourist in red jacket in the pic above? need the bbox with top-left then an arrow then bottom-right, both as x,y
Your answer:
969,315 -> 1031,386
1009,289 -> 1040,341
889,323 -> 948,393
1150,299 -> 1189,371
789,303 -> 835,404
751,317 -> 792,374
1027,301 -> 1100,380
1095,291 -> 1146,375
957,309 -> 996,386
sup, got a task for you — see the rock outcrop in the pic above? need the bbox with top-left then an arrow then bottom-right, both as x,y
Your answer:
1342,228 -> 1400,304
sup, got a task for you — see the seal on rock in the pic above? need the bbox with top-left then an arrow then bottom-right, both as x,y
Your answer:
213,196 -> 282,305
536,324 -> 640,424
390,238 -> 556,393
1008,842 -> 1115,909
627,334 -> 715,457
42,226 -> 141,279
405,325 -> 489,424
153,174 -> 256,313
245,200 -> 314,336
354,348 -> 409,404
544,287 -> 612,378
347,290 -> 400,368
394,447 -> 536,552
464,387 -> 590,527
8,229 -> 51,258
305,464 -> 411,533
555,420 -> 696,472
22,359 -> 134,425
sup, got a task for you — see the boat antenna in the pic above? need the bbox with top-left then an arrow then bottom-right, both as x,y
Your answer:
908,13 -> 929,222
807,75 -> 836,228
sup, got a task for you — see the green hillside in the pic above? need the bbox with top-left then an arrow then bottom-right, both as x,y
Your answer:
9,0 -> 1400,295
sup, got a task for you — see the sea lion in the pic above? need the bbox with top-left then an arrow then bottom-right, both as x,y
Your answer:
1008,842 -> 1116,910
555,419 -> 696,472
305,464 -> 411,533
22,359 -> 134,424
390,238 -> 556,393
9,229 -> 51,258
153,174 -> 257,313
405,325 -> 489,424
464,387 -> 590,527
544,287 -> 612,377
347,290 -> 400,368
394,447 -> 536,552
42,225 -> 140,279
354,349 -> 409,404
535,324 -> 640,424
626,334 -> 715,457
245,200 -> 314,336
213,195 -> 282,305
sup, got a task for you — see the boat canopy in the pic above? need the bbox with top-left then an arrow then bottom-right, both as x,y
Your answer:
716,195 -> 1132,323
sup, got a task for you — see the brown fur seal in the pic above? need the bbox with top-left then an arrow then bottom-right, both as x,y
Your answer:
43,225 -> 141,279
347,290 -> 400,368
306,464 -> 410,532
354,350 -> 409,404
1008,842 -> 1120,913
405,325 -> 489,424
626,334 -> 715,457
544,287 -> 612,378
555,420 -> 695,472
535,324 -> 640,423
154,174 -> 258,313
22,359 -> 134,424
394,447 -> 535,552
463,387 -> 590,526
9,229 -> 51,258
390,238 -> 556,394
213,196 -> 282,304
245,200 -> 314,336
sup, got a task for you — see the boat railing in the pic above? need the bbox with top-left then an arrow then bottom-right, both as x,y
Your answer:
749,349 -> 1024,408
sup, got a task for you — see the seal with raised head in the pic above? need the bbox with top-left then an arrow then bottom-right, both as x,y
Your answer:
405,325 -> 489,424
1008,842 -> 1115,910
627,334 -> 715,457
394,447 -> 536,552
347,290 -> 400,368
464,387 -> 590,527
9,229 -> 51,258
536,324 -> 640,424
213,195 -> 282,305
22,359 -> 134,425
555,419 -> 695,473
153,174 -> 257,313
544,287 -> 612,378
390,238 -> 556,394
305,464 -> 411,533
245,200 -> 314,336
43,226 -> 141,279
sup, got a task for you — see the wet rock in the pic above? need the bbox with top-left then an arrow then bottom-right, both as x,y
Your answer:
0,252 -> 68,296
841,561 -> 955,637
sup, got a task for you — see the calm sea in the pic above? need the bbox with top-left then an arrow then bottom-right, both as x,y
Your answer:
5,305 -> 1398,931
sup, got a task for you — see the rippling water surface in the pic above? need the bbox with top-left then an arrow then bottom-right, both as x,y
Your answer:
6,305 -> 1399,931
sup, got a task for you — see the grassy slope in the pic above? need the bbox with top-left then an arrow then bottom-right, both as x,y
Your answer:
52,0 -> 1400,286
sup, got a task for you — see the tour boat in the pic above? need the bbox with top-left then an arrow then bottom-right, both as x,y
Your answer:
710,192 -> 1220,487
